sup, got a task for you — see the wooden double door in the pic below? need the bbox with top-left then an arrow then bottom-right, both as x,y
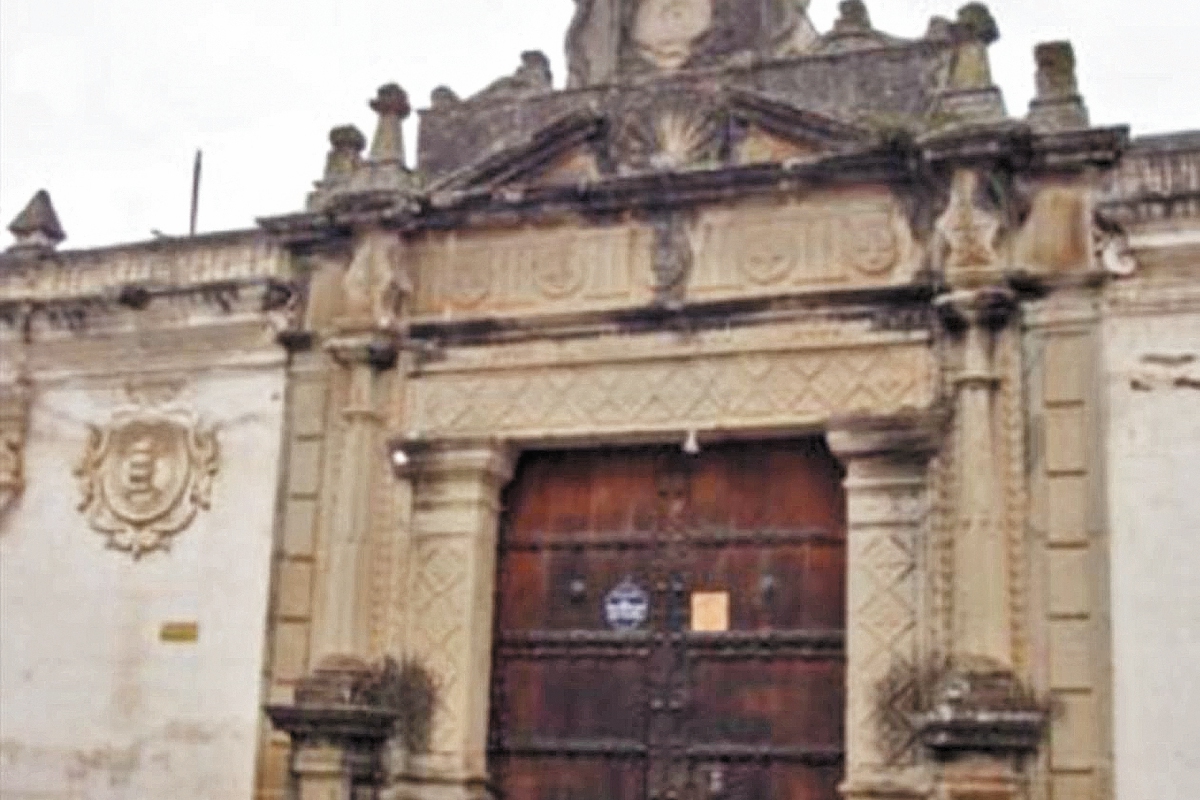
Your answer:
488,440 -> 847,800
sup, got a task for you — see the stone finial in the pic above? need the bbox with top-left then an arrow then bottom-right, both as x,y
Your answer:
1028,41 -> 1090,132
833,0 -> 872,33
1035,41 -> 1078,97
933,3 -> 1006,125
430,86 -> 461,110
949,4 -> 999,90
324,125 -> 367,181
7,190 -> 65,252
368,83 -> 411,165
956,2 -> 999,46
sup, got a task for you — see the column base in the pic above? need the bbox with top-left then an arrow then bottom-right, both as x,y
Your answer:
934,87 -> 1007,126
841,766 -> 933,799
382,776 -> 492,800
265,656 -> 402,800
934,756 -> 1025,800
913,668 -> 1047,758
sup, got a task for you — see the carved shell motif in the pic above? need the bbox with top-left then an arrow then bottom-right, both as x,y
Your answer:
617,105 -> 724,173
76,408 -> 219,558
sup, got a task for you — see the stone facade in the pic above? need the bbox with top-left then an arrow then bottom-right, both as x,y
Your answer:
0,233 -> 290,798
2,3 -> 1198,800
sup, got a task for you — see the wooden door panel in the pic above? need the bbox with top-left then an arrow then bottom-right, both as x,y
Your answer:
504,449 -> 664,536
688,538 -> 845,631
496,656 -> 649,741
687,442 -> 846,532
494,756 -> 646,800
683,762 -> 842,800
687,658 -> 845,747
497,545 -> 656,631
490,440 -> 846,800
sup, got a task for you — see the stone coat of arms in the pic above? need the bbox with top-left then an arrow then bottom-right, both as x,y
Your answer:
76,407 -> 219,558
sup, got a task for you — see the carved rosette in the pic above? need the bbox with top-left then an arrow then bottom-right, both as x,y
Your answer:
76,407 -> 219,558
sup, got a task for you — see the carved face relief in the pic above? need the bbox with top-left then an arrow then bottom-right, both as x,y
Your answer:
846,211 -> 902,276
634,0 -> 713,70
77,408 -> 218,558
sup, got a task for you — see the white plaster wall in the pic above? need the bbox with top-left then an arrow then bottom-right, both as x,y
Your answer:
1105,305 -> 1200,800
0,365 -> 286,800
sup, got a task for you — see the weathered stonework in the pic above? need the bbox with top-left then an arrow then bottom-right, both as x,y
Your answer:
5,5 -> 1198,800
0,231 -> 289,799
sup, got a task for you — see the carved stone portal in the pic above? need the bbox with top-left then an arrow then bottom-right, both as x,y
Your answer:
76,405 -> 219,558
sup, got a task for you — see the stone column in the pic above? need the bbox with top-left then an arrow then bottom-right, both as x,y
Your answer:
829,420 -> 937,800
388,440 -> 515,800
310,337 -> 393,664
939,288 -> 1014,672
918,289 -> 1046,798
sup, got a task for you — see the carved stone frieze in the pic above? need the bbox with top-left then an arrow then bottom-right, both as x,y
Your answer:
410,224 -> 654,317
410,191 -> 919,319
75,387 -> 219,558
691,193 -> 918,297
405,332 -> 935,442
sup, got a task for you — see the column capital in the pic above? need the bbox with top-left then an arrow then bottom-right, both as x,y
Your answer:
390,438 -> 516,486
325,330 -> 401,370
827,412 -> 943,464
934,286 -> 1016,331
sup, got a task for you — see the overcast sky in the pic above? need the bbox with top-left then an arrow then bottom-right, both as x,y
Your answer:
2,0 -> 1197,249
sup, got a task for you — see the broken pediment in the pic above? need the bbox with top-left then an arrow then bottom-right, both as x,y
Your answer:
430,90 -> 874,193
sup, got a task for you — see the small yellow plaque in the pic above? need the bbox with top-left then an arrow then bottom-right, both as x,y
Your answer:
160,621 -> 199,643
690,591 -> 730,633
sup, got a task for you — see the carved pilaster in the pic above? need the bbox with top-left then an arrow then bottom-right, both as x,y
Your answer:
829,418 -> 938,800
387,440 -> 515,800
917,286 -> 1047,787
310,227 -> 409,665
309,339 -> 391,665
937,287 -> 1015,671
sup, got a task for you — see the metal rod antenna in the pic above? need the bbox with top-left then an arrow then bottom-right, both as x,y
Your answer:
189,149 -> 203,236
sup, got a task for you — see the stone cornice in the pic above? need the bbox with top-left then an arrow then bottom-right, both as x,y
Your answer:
0,231 -> 286,306
261,123 -> 1128,250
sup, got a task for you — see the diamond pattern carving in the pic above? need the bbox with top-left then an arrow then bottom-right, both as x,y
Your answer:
410,537 -> 470,752
409,345 -> 933,440
846,481 -> 924,771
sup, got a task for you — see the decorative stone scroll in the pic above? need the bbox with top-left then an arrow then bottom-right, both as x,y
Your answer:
76,398 -> 219,558
410,224 -> 654,317
690,194 -> 917,298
